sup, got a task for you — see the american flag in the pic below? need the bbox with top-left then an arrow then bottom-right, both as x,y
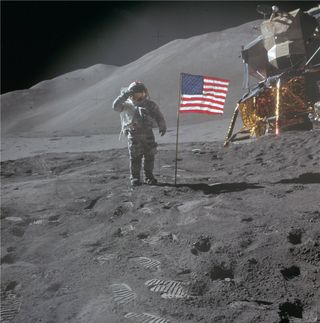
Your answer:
180,73 -> 229,115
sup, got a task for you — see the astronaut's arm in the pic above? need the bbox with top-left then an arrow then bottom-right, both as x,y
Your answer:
154,104 -> 167,136
112,89 -> 132,112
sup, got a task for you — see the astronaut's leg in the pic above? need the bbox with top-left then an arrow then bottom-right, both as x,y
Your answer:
144,153 -> 155,182
143,131 -> 158,184
128,135 -> 143,186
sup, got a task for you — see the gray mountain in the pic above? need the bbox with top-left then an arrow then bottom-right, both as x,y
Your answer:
1,20 -> 261,137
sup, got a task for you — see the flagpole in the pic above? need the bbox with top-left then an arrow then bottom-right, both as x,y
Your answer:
174,74 -> 182,186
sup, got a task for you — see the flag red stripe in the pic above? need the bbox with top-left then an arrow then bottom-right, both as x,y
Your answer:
181,96 -> 226,104
179,109 -> 223,115
180,103 -> 224,111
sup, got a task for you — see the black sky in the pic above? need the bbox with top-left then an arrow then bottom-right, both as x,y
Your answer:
1,1 -> 318,94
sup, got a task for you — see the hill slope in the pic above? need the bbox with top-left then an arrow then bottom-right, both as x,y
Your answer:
1,21 -> 261,137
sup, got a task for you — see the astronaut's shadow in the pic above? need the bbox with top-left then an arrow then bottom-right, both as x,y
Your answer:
157,181 -> 264,195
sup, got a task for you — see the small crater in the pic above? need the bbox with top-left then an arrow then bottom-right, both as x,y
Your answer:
47,282 -> 62,293
280,266 -> 300,280
248,258 -> 258,265
85,196 -> 102,210
162,201 -> 179,209
210,263 -> 234,281
278,299 -> 303,322
1,254 -> 15,264
288,229 -> 302,245
48,215 -> 60,222
82,241 -> 102,248
240,238 -> 253,248
59,231 -> 69,238
137,232 -> 149,239
7,247 -> 16,253
190,247 -> 199,255
5,281 -> 18,292
177,269 -> 191,275
10,226 -> 25,237
49,137 -> 62,141
189,279 -> 208,296
241,217 -> 253,222
112,228 -> 123,237
113,206 -> 124,217
193,236 -> 211,252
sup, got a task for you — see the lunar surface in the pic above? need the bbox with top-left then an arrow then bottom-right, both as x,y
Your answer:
1,129 -> 320,323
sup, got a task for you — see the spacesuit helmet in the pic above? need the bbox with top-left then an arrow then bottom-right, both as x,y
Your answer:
128,81 -> 148,102
128,81 -> 148,94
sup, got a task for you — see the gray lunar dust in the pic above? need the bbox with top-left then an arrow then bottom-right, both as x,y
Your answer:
1,129 -> 320,323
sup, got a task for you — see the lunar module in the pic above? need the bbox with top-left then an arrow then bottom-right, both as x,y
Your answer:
224,5 -> 320,146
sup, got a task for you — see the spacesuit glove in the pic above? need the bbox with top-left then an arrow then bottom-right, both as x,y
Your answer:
121,88 -> 133,99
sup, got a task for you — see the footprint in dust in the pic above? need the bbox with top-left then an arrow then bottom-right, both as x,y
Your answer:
96,253 -> 117,264
145,278 -> 190,299
131,257 -> 161,271
111,283 -> 137,305
142,232 -> 177,245
0,291 -> 22,322
124,312 -> 170,323
110,283 -> 172,322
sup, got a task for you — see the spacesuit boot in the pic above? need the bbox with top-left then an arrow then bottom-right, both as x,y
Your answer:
144,154 -> 157,185
130,155 -> 142,186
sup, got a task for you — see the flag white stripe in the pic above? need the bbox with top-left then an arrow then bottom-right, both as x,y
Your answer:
180,107 -> 224,114
203,91 -> 227,97
203,85 -> 228,91
204,79 -> 229,86
181,97 -> 226,103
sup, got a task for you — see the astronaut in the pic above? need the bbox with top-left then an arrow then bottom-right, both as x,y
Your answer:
113,81 -> 167,186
